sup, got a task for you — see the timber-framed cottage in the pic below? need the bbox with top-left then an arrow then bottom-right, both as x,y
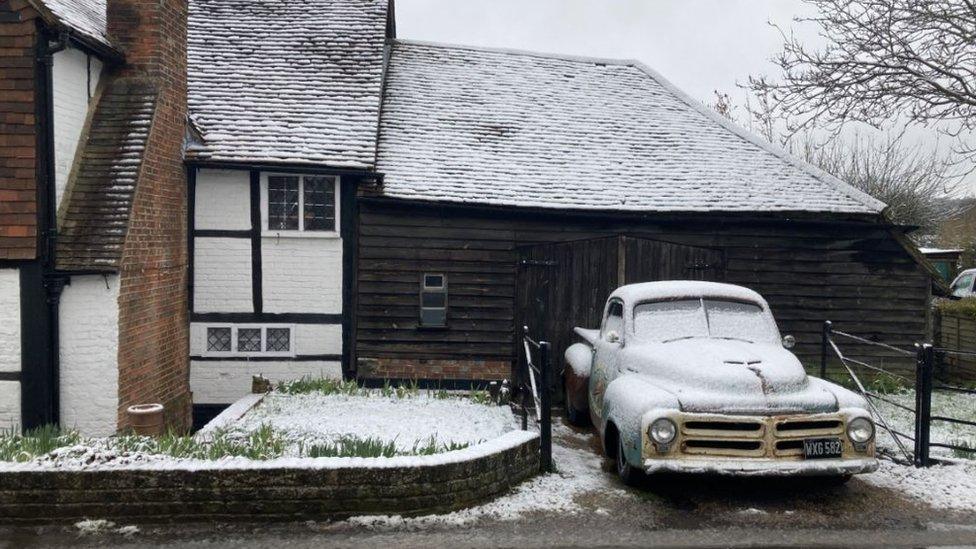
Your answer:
0,0 -> 940,432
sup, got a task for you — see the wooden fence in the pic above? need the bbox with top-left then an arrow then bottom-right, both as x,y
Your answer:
934,308 -> 976,383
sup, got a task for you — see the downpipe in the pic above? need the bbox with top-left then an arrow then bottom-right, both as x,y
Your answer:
38,32 -> 69,425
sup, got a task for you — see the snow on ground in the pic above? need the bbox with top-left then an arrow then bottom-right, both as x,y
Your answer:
229,393 -> 518,454
343,414 -> 976,530
872,389 -> 976,459
343,422 -> 628,530
862,458 -> 976,512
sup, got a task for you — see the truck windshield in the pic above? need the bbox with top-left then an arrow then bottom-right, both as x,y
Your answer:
633,298 -> 777,344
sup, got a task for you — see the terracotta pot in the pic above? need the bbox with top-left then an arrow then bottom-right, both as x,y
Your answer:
127,403 -> 165,437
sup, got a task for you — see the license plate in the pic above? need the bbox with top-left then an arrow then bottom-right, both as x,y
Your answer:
803,437 -> 843,460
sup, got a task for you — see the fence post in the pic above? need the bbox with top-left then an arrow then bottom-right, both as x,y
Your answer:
820,321 -> 832,381
539,341 -> 552,473
539,341 -> 553,473
914,343 -> 934,467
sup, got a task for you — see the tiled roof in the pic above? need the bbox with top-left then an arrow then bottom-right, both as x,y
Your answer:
57,78 -> 158,272
375,41 -> 886,215
34,0 -> 113,51
186,0 -> 389,169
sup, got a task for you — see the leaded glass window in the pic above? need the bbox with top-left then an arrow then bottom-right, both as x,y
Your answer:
237,328 -> 262,352
266,327 -> 291,352
268,176 -> 299,230
303,176 -> 335,231
207,327 -> 232,352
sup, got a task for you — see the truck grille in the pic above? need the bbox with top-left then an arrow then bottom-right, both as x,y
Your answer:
673,414 -> 845,459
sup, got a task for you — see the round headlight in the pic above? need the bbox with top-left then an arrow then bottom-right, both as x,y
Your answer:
847,417 -> 875,444
649,418 -> 677,444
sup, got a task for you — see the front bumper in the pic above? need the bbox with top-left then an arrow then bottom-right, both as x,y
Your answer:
642,457 -> 879,476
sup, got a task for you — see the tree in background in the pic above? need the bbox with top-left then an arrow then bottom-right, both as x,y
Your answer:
747,0 -> 976,164
707,89 -> 960,234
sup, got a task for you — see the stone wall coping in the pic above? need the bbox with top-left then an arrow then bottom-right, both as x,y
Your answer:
1,430 -> 539,474
194,393 -> 266,439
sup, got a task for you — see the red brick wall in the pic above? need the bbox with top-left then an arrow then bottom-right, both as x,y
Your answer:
0,1 -> 39,260
110,0 -> 191,432
358,358 -> 511,382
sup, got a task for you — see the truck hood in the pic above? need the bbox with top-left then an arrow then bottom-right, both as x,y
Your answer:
622,338 -> 838,414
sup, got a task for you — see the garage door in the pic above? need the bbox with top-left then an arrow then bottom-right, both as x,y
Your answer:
515,235 -> 724,395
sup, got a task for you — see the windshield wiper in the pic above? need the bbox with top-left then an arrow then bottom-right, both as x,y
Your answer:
716,336 -> 754,343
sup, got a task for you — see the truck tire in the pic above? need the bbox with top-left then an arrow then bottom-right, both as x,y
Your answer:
616,437 -> 643,487
564,377 -> 590,426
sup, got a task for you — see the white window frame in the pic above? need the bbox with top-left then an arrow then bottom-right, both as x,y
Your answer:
419,273 -> 448,328
261,173 -> 340,238
203,324 -> 296,358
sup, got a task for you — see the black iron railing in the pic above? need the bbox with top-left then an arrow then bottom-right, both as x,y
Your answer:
822,321 -> 976,467
521,326 -> 553,473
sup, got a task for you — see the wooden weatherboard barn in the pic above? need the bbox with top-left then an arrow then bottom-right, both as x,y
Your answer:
355,40 -> 937,385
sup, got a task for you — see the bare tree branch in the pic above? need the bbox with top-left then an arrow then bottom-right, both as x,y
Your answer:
749,0 -> 976,159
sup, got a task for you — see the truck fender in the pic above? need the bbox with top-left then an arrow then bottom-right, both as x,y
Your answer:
564,342 -> 593,422
602,375 -> 680,466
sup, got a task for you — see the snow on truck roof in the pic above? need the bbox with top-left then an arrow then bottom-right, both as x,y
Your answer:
376,40 -> 885,215
610,281 -> 768,307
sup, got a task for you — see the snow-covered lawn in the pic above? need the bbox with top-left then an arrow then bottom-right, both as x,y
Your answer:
226,392 -> 518,456
0,387 -> 520,470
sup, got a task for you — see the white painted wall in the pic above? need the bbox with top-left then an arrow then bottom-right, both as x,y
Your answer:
190,360 -> 341,404
189,322 -> 341,404
59,274 -> 119,437
194,169 -> 251,231
0,381 -> 20,430
0,270 -> 21,429
189,322 -> 341,356
0,269 -> 20,374
262,236 -> 343,314
53,46 -> 101,211
193,237 -> 253,313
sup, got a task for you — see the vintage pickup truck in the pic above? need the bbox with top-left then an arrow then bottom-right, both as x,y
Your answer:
564,281 -> 878,485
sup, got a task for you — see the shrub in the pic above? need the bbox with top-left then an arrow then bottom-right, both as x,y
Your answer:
110,423 -> 286,460
0,425 -> 80,462
276,377 -> 360,396
306,436 -> 399,458
936,297 -> 976,319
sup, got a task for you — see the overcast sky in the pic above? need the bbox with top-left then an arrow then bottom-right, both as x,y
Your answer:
397,0 -> 974,195
397,0 -> 817,105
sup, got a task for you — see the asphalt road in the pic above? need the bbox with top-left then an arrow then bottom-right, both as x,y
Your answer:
4,423 -> 976,548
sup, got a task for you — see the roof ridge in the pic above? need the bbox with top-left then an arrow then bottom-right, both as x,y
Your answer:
626,60 -> 887,214
392,38 -> 638,68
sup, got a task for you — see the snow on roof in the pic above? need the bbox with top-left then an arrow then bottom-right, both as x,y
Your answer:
34,0 -> 112,51
186,0 -> 389,169
610,281 -> 767,307
376,40 -> 887,215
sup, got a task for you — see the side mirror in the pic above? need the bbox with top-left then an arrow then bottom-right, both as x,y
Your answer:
782,335 -> 796,349
605,331 -> 621,344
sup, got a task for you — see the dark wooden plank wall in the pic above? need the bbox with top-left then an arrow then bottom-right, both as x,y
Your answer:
356,201 -> 931,378
516,236 -> 727,387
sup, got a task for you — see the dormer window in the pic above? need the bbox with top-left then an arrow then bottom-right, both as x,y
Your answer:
265,175 -> 337,234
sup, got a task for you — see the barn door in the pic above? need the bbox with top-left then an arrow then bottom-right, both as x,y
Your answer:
515,235 -> 725,399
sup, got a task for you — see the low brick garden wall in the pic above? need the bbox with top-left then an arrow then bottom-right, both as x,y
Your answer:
0,432 -> 539,525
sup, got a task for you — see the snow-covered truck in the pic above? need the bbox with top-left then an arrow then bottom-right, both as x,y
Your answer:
564,281 -> 879,485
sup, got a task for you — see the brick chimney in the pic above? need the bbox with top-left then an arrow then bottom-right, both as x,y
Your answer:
108,0 -> 187,88
106,0 -> 192,433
